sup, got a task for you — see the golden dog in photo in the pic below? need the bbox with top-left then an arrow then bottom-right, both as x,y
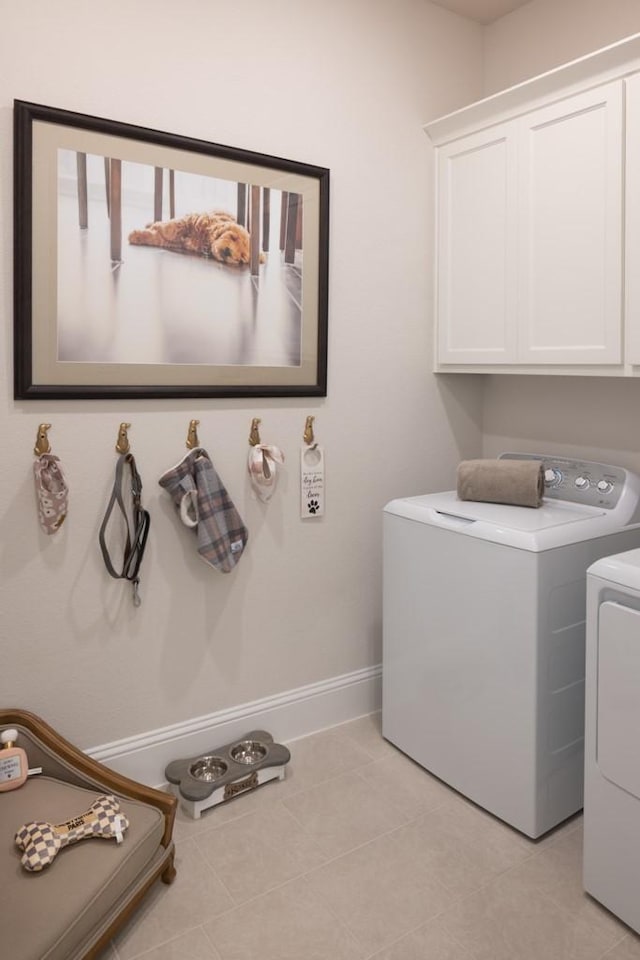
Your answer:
128,211 -> 262,266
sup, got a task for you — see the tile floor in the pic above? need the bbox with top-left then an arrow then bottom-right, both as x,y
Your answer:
103,713 -> 640,960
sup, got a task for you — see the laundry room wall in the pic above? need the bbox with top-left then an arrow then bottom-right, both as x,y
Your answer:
483,0 -> 640,94
0,1 -> 484,752
481,0 -> 640,473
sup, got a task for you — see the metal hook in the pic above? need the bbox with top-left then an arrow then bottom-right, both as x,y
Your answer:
34,423 -> 52,457
115,422 -> 131,455
249,418 -> 262,446
303,416 -> 315,446
186,419 -> 200,449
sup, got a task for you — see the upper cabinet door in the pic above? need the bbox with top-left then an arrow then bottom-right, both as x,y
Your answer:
517,83 -> 623,364
625,73 -> 640,366
436,124 -> 518,365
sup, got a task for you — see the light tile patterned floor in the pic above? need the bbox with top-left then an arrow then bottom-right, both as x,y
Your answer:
104,713 -> 640,960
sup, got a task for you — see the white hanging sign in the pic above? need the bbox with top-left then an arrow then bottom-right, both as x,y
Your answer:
300,445 -> 325,518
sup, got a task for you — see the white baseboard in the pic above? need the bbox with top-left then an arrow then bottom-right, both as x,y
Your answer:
88,664 -> 382,787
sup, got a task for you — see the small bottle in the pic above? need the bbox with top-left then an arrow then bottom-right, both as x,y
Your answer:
0,728 -> 29,792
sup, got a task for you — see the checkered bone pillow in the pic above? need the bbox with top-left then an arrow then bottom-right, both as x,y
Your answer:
15,794 -> 129,871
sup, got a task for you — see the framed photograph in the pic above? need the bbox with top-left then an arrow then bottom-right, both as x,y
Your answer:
14,100 -> 329,399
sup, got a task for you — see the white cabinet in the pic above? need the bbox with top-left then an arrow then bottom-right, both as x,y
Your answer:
437,124 -> 518,364
517,84 -> 622,365
433,82 -> 623,370
425,33 -> 640,376
625,72 -> 640,366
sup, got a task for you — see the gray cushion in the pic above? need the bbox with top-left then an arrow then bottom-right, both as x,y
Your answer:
0,776 -> 164,960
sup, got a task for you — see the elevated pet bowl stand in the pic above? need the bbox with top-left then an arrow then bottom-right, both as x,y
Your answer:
164,730 -> 290,819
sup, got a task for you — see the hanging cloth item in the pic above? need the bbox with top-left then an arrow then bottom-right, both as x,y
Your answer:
247,444 -> 285,503
33,454 -> 69,534
159,448 -> 248,573
98,454 -> 150,607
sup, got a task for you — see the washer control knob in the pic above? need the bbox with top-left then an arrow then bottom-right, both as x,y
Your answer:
544,468 -> 562,487
575,476 -> 589,490
597,479 -> 613,494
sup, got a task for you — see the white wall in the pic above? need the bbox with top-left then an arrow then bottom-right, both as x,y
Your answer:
0,1 -> 484,749
483,0 -> 640,93
481,0 -> 640,472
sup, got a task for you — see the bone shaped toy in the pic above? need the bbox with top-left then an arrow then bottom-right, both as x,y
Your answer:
15,794 -> 129,872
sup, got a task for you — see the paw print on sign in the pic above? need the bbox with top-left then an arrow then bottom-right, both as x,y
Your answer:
307,499 -> 320,515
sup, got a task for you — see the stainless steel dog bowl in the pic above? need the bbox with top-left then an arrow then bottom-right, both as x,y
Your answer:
229,740 -> 268,765
189,756 -> 228,782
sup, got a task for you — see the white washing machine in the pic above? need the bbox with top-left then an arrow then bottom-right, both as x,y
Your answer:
584,549 -> 640,932
382,453 -> 640,838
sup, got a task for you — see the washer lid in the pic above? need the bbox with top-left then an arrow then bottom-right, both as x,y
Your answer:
384,491 -> 610,551
589,548 -> 640,591
387,491 -> 605,528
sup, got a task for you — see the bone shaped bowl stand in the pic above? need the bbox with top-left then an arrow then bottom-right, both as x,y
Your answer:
164,731 -> 290,819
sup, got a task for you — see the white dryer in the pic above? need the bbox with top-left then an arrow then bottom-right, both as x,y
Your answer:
584,549 -> 640,932
383,454 -> 640,838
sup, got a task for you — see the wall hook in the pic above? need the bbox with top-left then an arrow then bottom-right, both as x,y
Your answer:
249,418 -> 262,446
186,419 -> 200,449
115,422 -> 131,455
303,416 -> 315,446
34,423 -> 52,457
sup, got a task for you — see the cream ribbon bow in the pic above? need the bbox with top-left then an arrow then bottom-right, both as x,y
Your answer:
247,444 -> 285,502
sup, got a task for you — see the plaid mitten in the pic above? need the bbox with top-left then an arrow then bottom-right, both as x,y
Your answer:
159,449 -> 248,572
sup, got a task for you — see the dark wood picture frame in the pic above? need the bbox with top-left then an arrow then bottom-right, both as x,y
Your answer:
14,100 -> 329,400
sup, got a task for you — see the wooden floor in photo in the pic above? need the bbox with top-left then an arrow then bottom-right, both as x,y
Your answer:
56,193 -> 303,368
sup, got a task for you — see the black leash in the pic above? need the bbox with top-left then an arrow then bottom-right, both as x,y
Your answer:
99,454 -> 150,606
